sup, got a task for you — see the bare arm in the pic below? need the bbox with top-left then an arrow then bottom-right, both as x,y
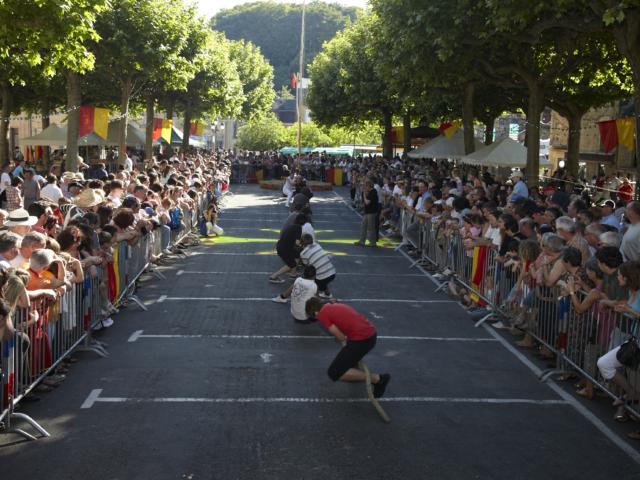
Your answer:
328,324 -> 346,343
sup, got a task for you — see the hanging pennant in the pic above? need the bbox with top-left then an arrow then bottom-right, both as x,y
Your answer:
444,121 -> 461,139
616,117 -> 635,151
93,107 -> 110,139
597,120 -> 618,153
79,106 -> 110,139
190,121 -> 204,136
153,118 -> 173,142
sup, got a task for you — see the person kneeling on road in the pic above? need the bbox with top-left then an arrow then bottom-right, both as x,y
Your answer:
305,297 -> 390,398
272,265 -> 318,324
299,234 -> 335,298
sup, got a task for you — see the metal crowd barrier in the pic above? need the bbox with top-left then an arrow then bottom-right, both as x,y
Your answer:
396,208 -> 640,419
0,192 -> 210,440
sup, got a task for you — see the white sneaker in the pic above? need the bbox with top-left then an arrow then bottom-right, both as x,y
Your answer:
102,318 -> 114,328
272,295 -> 288,304
318,292 -> 333,299
491,321 -> 508,329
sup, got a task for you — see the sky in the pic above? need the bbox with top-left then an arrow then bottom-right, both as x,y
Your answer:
195,0 -> 369,18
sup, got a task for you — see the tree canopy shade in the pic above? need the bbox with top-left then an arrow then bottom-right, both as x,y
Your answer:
0,0 -> 106,164
307,14 -> 400,158
90,0 -> 197,166
236,114 -> 287,151
227,40 -> 276,122
211,1 -> 359,89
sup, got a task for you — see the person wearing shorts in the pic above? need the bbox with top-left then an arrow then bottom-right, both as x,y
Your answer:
270,213 -> 306,283
306,298 -> 390,398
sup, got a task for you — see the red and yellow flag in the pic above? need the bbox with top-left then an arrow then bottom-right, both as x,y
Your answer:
153,118 -> 173,142
79,106 -> 109,139
190,121 -> 204,136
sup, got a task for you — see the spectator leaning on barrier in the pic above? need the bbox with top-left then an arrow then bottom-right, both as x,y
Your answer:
621,201 -> 640,261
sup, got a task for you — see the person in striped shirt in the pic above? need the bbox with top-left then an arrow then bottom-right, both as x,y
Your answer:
299,234 -> 336,298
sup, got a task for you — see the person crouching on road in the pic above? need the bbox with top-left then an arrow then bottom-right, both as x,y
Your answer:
305,297 -> 390,398
299,234 -> 335,298
272,265 -> 318,324
269,213 -> 306,283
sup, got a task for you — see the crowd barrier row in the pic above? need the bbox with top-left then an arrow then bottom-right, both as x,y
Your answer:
0,193 -> 210,440
231,163 -> 347,186
397,209 -> 640,419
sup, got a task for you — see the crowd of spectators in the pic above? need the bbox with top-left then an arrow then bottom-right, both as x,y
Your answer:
0,149 -> 231,402
330,153 -> 640,439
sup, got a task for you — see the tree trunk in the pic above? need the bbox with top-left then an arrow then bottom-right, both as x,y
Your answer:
566,110 -> 584,179
182,103 -> 192,151
0,83 -> 11,165
462,81 -> 475,155
483,117 -> 495,145
635,84 -> 640,199
65,71 -> 81,173
402,112 -> 412,154
145,94 -> 154,162
525,82 -> 544,187
118,77 -> 133,165
382,110 -> 393,159
41,99 -> 51,166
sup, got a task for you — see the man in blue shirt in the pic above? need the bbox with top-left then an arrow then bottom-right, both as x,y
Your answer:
600,200 -> 620,230
510,171 -> 529,201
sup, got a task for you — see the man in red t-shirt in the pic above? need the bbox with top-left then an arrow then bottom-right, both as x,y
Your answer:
305,298 -> 390,398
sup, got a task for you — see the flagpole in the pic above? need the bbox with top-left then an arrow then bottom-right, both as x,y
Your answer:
296,0 -> 306,170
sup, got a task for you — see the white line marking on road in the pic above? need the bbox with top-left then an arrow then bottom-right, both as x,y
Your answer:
191,252 -> 400,258
483,326 -> 640,465
260,353 -> 273,363
81,389 -> 103,409
175,271 -> 426,277
80,389 -> 569,408
127,330 -> 144,343
159,297 -> 458,303
126,331 -> 497,342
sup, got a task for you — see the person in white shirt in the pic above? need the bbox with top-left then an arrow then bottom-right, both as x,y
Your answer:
40,174 -> 64,203
272,265 -> 318,324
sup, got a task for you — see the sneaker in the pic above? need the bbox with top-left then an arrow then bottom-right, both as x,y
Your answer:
269,277 -> 285,284
272,295 -> 288,304
373,373 -> 391,398
318,292 -> 333,299
353,241 -> 365,246
491,321 -> 508,329
102,317 -> 114,328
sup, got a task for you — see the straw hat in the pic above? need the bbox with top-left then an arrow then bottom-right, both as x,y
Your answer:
72,188 -> 105,208
4,208 -> 38,227
62,171 -> 76,181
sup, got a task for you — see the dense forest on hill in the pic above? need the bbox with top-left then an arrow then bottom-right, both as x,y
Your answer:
212,1 -> 359,89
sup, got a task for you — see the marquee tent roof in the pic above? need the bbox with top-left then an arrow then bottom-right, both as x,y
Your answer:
407,130 -> 483,159
22,121 -> 147,147
460,137 -> 551,167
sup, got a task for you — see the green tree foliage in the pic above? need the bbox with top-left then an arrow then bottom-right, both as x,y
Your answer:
283,122 -> 332,148
211,1 -> 359,89
91,0 -> 197,164
236,114 -> 287,151
0,0 -> 106,164
228,39 -> 276,121
307,14 -> 400,158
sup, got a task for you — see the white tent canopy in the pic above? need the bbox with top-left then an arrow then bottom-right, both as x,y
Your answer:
408,130 -> 483,159
22,121 -> 147,147
460,137 -> 551,167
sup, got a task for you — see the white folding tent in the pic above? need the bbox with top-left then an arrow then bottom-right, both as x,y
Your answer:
460,137 -> 551,167
408,129 -> 484,159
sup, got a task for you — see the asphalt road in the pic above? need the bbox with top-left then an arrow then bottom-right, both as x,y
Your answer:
1,185 -> 639,480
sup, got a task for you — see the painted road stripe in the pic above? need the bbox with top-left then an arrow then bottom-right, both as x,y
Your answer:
81,389 -> 568,409
175,270 -> 426,277
190,252 -> 399,258
155,297 -> 457,304
127,330 -> 496,343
